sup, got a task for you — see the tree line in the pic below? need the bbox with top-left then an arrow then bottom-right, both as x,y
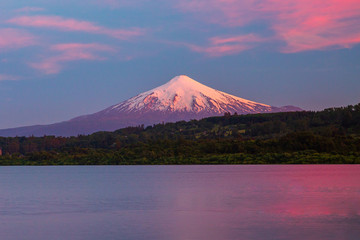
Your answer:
0,103 -> 359,165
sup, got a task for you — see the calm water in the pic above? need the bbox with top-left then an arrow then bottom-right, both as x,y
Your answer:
0,165 -> 359,240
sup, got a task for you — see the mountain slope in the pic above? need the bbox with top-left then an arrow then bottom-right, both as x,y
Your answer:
0,75 -> 302,137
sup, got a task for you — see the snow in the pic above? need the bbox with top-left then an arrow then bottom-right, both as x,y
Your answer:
109,75 -> 272,114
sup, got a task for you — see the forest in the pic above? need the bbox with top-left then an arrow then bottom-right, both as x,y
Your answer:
0,103 -> 359,165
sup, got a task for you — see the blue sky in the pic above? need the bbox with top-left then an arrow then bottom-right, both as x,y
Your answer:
0,0 -> 359,128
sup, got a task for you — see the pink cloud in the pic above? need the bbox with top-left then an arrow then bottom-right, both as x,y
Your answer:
177,0 -> 360,53
30,43 -> 115,74
185,34 -> 264,57
7,15 -> 144,40
267,0 -> 360,52
0,28 -> 36,51
0,74 -> 19,81
209,34 -> 263,45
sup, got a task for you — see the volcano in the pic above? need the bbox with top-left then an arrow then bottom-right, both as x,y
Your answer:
0,75 -> 302,136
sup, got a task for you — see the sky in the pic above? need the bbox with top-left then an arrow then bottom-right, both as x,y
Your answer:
0,0 -> 359,129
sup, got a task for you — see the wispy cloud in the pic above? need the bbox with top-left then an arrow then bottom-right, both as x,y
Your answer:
97,0 -> 128,8
30,43 -> 115,74
50,43 -> 114,52
186,34 -> 263,57
0,28 -> 37,51
176,0 -> 255,27
14,7 -> 45,13
94,0 -> 150,8
176,0 -> 360,53
266,0 -> 360,52
7,15 -> 145,40
0,74 -> 20,81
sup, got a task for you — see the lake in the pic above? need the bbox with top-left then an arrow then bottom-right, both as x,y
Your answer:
0,165 -> 359,240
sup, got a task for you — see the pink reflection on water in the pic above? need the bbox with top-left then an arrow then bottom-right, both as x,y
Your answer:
0,165 -> 359,240
153,165 -> 360,239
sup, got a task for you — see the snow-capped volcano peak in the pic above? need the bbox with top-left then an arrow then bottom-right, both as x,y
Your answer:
107,75 -> 272,114
167,75 -> 198,85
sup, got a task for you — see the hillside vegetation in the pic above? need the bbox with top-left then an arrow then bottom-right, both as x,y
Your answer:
1,103 -> 359,165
